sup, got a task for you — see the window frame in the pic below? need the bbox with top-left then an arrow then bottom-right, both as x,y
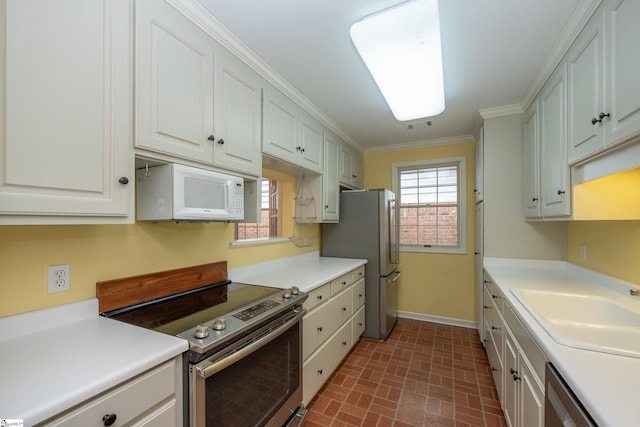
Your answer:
392,156 -> 467,255
234,178 -> 283,243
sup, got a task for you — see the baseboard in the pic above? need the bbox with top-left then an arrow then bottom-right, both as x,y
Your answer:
398,310 -> 478,330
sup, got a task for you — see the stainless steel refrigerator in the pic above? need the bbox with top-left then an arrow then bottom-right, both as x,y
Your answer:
321,189 -> 401,340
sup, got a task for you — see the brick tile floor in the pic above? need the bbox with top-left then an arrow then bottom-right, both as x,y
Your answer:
303,318 -> 507,427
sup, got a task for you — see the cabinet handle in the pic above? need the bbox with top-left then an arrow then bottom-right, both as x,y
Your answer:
118,177 -> 129,185
325,205 -> 329,209
532,197 -> 538,202
510,368 -> 517,375
207,135 -> 215,141
491,367 -> 498,372
317,295 -> 323,300
557,190 -> 566,195
217,138 -> 224,145
483,305 -> 490,309
352,174 -> 357,178
592,112 -> 611,124
102,414 -> 117,426
317,369 -> 323,374
317,326 -> 323,332
513,373 -> 521,381
358,294 -> 363,298
491,325 -> 499,330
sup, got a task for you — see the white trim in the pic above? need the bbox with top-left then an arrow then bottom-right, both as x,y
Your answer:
365,134 -> 473,154
478,104 -> 524,119
398,310 -> 477,330
392,156 -> 468,255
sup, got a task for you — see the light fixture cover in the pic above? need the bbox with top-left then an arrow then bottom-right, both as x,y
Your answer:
351,0 -> 445,121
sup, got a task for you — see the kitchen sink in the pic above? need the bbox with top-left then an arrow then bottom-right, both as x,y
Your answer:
511,289 -> 640,358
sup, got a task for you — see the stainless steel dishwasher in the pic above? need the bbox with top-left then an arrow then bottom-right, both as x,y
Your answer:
545,363 -> 597,426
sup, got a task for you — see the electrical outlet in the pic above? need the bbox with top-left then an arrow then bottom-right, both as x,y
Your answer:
48,264 -> 70,293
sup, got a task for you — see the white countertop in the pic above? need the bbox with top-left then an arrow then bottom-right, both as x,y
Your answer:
0,299 -> 188,426
229,251 -> 367,292
484,257 -> 640,427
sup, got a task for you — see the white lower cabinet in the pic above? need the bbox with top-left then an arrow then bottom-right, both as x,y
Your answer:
302,266 -> 365,406
483,272 -> 546,427
37,357 -> 182,427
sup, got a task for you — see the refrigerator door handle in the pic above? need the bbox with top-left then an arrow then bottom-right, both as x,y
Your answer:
389,198 -> 400,265
387,270 -> 402,284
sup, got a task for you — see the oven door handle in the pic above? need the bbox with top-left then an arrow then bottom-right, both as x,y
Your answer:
195,309 -> 305,379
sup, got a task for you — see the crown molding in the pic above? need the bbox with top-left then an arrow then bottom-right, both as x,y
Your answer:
520,0 -> 602,110
365,134 -> 474,154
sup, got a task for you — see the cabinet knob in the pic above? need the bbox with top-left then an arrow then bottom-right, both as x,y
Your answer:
513,373 -> 521,381
557,190 -> 566,195
118,177 -> 129,185
317,369 -> 323,374
342,341 -> 348,346
325,205 -> 329,208
207,135 -> 215,141
217,138 -> 225,145
102,414 -> 117,426
342,307 -> 347,312
532,197 -> 538,202
317,326 -> 323,332
317,295 -> 323,300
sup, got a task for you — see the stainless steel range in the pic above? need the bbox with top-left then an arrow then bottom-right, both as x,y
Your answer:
98,263 -> 307,427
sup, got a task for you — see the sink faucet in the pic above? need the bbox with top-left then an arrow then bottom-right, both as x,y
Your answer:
630,288 -> 640,296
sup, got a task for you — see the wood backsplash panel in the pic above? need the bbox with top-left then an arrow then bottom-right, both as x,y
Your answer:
96,261 -> 227,313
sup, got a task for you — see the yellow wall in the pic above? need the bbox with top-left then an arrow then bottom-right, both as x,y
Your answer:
364,141 -> 477,322
0,176 -> 319,317
567,220 -> 640,285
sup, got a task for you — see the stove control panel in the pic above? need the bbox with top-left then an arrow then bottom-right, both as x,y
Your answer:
179,286 -> 307,353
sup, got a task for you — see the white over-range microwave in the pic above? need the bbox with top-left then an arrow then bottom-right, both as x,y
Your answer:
136,163 -> 244,222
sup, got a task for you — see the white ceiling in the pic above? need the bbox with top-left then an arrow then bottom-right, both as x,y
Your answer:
197,0 -> 582,151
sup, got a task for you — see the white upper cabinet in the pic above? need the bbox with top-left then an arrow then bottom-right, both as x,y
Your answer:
603,0 -> 640,147
321,132 -> 341,222
213,48 -> 263,176
0,0 -> 133,224
567,6 -> 605,164
135,0 -> 261,176
523,100 -> 541,218
135,0 -> 215,164
540,63 -> 571,217
567,0 -> 640,163
262,84 -> 323,174
339,144 -> 363,189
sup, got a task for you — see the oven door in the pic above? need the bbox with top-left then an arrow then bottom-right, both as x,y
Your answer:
191,309 -> 305,427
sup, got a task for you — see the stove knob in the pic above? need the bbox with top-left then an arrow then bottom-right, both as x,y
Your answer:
282,290 -> 292,299
291,286 -> 300,296
212,318 -> 226,331
194,324 -> 210,339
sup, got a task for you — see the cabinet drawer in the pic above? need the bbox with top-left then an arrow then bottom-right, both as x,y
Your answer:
304,283 -> 331,312
351,278 -> 365,312
352,305 -> 366,341
303,291 -> 351,359
41,359 -> 177,427
330,272 -> 352,295
485,322 -> 503,402
302,321 -> 352,406
351,266 -> 365,284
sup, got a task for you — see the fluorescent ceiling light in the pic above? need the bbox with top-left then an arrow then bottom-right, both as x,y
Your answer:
350,0 -> 445,121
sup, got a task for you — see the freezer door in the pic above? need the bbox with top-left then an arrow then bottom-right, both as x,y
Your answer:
381,270 -> 401,338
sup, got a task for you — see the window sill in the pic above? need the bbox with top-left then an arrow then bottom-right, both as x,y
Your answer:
230,237 -> 291,248
400,245 -> 467,255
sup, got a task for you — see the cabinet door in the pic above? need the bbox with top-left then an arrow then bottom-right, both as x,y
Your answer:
339,145 -> 355,186
213,48 -> 263,176
604,0 -> 640,146
299,112 -> 324,173
567,7 -> 605,164
262,85 -> 299,164
135,0 -> 215,163
523,100 -> 541,218
352,153 -> 364,189
1,0 -> 132,222
518,357 -> 544,427
321,133 -> 340,222
539,64 -> 571,217
503,331 -> 518,427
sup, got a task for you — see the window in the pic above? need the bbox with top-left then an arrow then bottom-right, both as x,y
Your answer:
392,157 -> 467,254
236,179 -> 282,240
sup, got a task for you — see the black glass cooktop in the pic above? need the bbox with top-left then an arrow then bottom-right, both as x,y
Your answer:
102,281 -> 279,337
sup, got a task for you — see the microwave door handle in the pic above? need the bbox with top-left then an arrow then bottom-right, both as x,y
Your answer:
195,309 -> 305,379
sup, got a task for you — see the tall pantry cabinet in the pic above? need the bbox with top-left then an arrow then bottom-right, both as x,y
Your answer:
0,0 -> 133,224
